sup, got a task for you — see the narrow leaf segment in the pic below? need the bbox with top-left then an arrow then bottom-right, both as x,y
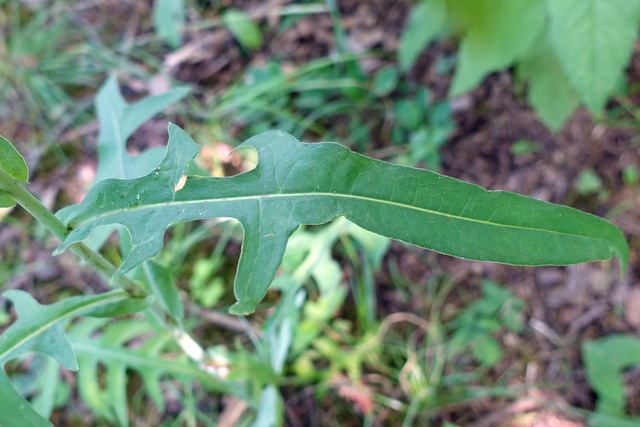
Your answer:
0,289 -> 152,369
55,125 -> 628,314
0,134 -> 29,207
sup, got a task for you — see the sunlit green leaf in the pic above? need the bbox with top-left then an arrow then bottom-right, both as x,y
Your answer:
55,125 -> 628,315
398,0 -> 447,71
449,0 -> 545,96
546,0 -> 640,113
517,40 -> 581,131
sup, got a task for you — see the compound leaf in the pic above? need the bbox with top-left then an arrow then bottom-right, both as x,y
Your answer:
546,0 -> 640,114
449,0 -> 545,96
55,125 -> 627,315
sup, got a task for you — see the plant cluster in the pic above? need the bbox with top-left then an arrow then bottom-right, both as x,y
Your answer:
400,0 -> 640,130
0,1 -> 637,425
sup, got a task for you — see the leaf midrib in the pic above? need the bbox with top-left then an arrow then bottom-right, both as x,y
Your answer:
72,191 -> 608,241
0,291 -> 128,363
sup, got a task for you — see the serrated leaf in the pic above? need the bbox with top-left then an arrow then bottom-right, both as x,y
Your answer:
55,125 -> 628,315
222,9 -> 263,50
449,0 -> 545,96
517,40 -> 581,131
0,290 -> 152,369
94,75 -> 189,184
0,369 -> 53,427
398,0 -> 447,71
546,0 -> 640,114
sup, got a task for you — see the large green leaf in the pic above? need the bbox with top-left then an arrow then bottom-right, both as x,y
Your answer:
546,0 -> 640,114
0,290 -> 152,369
91,76 -> 187,320
517,39 -> 581,131
55,125 -> 628,315
0,369 -> 53,427
398,0 -> 447,71
0,134 -> 29,208
449,0 -> 545,96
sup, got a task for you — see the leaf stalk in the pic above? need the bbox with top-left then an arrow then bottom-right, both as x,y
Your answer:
0,167 -> 208,364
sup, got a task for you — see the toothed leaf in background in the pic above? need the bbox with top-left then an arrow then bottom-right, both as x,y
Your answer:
55,125 -> 628,315
0,134 -> 29,208
546,0 -> 640,114
516,39 -> 581,131
90,76 -> 188,320
398,0 -> 447,71
449,0 -> 545,96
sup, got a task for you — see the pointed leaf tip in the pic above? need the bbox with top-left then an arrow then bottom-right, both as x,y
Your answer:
54,126 -> 629,315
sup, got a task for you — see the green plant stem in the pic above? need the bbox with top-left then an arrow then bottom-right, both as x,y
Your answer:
0,167 -> 209,365
0,167 -> 142,295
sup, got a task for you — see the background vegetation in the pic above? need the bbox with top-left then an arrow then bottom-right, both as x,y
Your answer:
1,1 -> 639,425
